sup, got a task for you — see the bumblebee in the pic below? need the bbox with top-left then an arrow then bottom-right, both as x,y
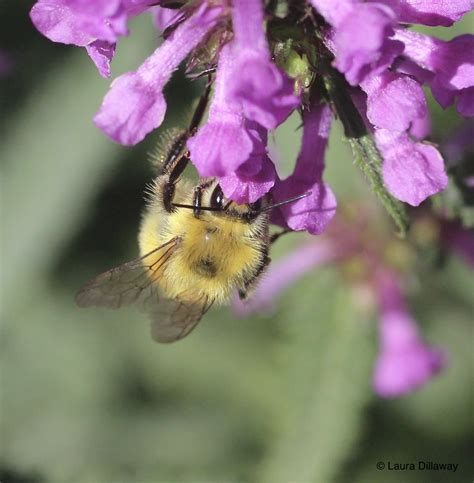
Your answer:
76,90 -> 307,343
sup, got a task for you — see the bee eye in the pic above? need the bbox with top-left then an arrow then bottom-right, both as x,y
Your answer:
210,185 -> 224,209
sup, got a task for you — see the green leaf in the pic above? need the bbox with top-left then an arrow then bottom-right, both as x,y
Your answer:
348,135 -> 410,236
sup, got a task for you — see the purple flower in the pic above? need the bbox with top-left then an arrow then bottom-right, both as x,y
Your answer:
314,0 -> 472,28
220,156 -> 277,205
30,0 -> 473,234
351,75 -> 447,206
334,4 -> 403,86
30,0 -> 151,77
376,129 -> 448,206
312,0 -> 404,85
409,111 -> 431,140
219,123 -> 277,203
189,62 -> 277,201
395,30 -> 474,117
151,6 -> 181,31
85,40 -> 116,78
374,0 -> 473,26
227,0 -> 300,128
31,0 -> 123,45
272,102 -> 337,234
360,71 -> 427,132
187,43 -> 254,177
94,3 -> 223,145
308,0 -> 356,26
457,88 -> 474,117
373,271 -> 446,397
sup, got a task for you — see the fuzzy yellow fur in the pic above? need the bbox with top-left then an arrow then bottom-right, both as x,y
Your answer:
138,179 -> 266,305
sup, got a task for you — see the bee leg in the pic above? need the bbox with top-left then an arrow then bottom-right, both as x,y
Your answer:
188,80 -> 212,134
238,254 -> 271,300
192,180 -> 214,218
162,153 -> 190,212
270,228 -> 292,244
161,80 -> 212,174
161,84 -> 213,212
162,81 -> 212,176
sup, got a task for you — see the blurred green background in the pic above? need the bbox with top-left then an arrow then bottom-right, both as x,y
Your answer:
1,4 -> 473,483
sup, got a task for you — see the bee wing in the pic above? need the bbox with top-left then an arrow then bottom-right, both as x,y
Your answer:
148,294 -> 214,343
75,237 -> 214,343
75,238 -> 179,309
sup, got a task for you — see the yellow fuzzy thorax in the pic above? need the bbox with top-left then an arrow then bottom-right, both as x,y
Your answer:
138,182 -> 265,305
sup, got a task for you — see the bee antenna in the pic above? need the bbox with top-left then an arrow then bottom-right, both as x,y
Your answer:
172,203 -> 221,212
260,191 -> 312,213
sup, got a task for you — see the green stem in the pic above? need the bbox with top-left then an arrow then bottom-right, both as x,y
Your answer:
257,281 -> 375,483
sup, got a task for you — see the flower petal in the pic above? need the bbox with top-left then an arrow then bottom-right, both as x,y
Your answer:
94,3 -> 223,145
409,111 -> 431,139
229,0 -> 299,128
228,51 -> 300,129
309,0 -> 357,27
187,113 -> 254,177
430,77 -> 456,109
95,72 -> 168,145
151,6 -> 180,31
187,42 -> 253,176
376,0 -> 473,26
433,35 -> 474,92
458,86 -> 474,117
376,129 -> 448,206
373,271 -> 446,397
332,3 -> 403,85
220,154 -> 276,204
373,335 -> 446,397
85,40 -> 116,78
273,180 -> 337,234
395,30 -> 474,115
30,0 -> 97,46
273,102 -> 337,234
231,0 -> 268,50
362,72 -> 427,132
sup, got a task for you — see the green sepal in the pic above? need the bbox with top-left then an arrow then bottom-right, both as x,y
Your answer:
273,40 -> 313,92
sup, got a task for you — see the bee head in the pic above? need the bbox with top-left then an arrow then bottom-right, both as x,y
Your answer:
204,181 -> 270,222
172,179 -> 310,223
